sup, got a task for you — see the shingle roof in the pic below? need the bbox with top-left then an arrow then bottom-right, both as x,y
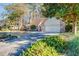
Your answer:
30,18 -> 47,26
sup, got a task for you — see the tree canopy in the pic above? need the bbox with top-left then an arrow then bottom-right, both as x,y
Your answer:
41,3 -> 79,34
4,3 -> 28,30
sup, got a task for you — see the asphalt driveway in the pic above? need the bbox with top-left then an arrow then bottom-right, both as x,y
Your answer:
0,32 -> 59,56
0,32 -> 44,56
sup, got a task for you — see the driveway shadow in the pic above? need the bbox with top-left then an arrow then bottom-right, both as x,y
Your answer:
9,43 -> 31,56
4,33 -> 44,43
6,33 -> 45,56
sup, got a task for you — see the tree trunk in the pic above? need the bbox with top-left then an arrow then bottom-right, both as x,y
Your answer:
75,21 -> 77,35
19,16 -> 24,31
72,14 -> 77,35
72,21 -> 77,35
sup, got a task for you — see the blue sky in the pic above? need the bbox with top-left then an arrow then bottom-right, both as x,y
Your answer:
0,3 -> 11,20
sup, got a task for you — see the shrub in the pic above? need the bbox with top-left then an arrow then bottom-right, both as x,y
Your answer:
66,37 -> 79,56
30,25 -> 36,31
8,34 -> 18,39
21,40 -> 60,56
0,33 -> 9,39
43,36 -> 67,53
65,24 -> 72,32
0,33 -> 18,41
21,36 -> 67,56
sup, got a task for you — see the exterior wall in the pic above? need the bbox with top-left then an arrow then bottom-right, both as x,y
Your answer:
41,17 -> 65,33
60,20 -> 65,32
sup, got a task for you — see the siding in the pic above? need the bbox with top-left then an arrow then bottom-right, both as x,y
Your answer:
41,17 -> 65,33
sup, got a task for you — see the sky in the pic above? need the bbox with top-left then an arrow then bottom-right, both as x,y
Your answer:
0,3 -> 11,20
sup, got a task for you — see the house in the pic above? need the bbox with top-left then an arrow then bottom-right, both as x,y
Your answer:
24,4 -> 65,33
28,17 -> 65,33
38,17 -> 65,33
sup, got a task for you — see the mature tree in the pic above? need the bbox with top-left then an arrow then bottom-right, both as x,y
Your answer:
27,4 -> 42,21
41,3 -> 79,34
5,3 -> 28,30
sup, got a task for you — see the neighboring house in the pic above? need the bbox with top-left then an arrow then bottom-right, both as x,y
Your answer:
29,17 -> 65,33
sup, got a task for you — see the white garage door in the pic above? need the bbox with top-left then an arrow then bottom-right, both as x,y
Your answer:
45,26 -> 60,33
